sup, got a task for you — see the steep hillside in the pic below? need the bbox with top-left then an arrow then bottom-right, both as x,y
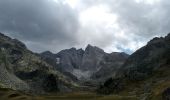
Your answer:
41,45 -> 129,82
0,33 -> 77,93
121,34 -> 170,79
91,52 -> 129,82
98,33 -> 170,100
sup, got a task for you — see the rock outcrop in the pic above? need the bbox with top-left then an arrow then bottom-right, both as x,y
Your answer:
0,32 -> 76,93
41,44 -> 129,82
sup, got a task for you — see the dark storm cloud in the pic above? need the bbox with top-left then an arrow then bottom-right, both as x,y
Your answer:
0,0 -> 170,53
0,0 -> 79,52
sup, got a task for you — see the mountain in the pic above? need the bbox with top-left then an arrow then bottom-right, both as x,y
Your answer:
1,31 -> 169,100
91,52 -> 129,81
120,34 -> 170,79
0,33 -> 77,93
98,33 -> 170,100
80,44 -> 105,72
41,44 -> 129,82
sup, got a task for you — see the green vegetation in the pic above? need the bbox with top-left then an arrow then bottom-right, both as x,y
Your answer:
0,83 -> 5,88
97,65 -> 170,100
0,88 -> 32,100
0,89 -> 138,100
149,81 -> 170,100
98,95 -> 137,100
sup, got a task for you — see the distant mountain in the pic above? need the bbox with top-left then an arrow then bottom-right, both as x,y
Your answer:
1,31 -> 170,99
41,44 -> 129,82
0,33 -> 76,93
119,33 -> 170,79
98,33 -> 170,100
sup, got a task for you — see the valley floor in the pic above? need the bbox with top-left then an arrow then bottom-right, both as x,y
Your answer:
0,88 -> 137,100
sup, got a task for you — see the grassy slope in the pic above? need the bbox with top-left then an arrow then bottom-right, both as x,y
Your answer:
119,66 -> 170,100
0,66 -> 169,100
0,89 -> 137,100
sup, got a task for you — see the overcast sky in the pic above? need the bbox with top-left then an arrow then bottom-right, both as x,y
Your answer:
0,0 -> 170,54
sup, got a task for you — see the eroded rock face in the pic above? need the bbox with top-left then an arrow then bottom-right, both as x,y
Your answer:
0,63 -> 29,91
41,44 -> 129,81
56,48 -> 84,72
0,32 -> 75,93
162,88 -> 170,100
80,44 -> 105,71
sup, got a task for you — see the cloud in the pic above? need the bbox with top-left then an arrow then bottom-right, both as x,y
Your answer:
70,0 -> 170,53
107,0 -> 170,37
0,0 -> 170,54
0,0 -> 79,52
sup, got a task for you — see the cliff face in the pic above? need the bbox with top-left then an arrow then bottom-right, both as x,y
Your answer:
91,52 -> 129,81
80,44 -> 105,72
41,44 -> 129,81
0,33 -> 75,93
55,48 -> 84,72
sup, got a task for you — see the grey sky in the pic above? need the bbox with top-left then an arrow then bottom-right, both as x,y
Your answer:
0,0 -> 169,54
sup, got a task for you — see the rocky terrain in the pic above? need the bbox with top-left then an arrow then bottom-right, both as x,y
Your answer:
41,44 -> 129,82
98,33 -> 170,100
0,32 -> 170,100
0,33 -> 77,93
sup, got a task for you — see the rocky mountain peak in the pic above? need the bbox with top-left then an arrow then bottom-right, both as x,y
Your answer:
42,51 -> 53,55
147,36 -> 164,45
0,32 -> 27,49
0,32 -> 11,40
147,34 -> 170,46
85,44 -> 104,54
41,44 -> 128,81
70,47 -> 77,50
86,44 -> 93,48
41,51 -> 54,58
